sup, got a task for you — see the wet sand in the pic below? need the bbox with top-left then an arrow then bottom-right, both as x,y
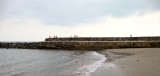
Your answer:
91,48 -> 160,76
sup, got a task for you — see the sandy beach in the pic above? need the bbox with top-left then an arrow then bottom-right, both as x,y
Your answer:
0,48 -> 160,76
91,48 -> 160,76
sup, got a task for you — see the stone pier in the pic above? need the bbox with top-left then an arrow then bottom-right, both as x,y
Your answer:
1,36 -> 160,50
39,41 -> 160,50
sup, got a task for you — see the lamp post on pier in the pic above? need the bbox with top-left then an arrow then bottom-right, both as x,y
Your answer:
130,34 -> 132,48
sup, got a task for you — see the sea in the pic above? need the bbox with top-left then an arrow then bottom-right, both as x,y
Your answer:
0,49 -> 106,76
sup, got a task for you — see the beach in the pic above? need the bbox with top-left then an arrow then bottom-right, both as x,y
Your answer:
91,48 -> 160,76
0,48 -> 160,76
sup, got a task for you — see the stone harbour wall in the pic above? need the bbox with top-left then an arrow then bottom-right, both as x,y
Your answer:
45,36 -> 160,41
39,41 -> 160,50
1,36 -> 160,50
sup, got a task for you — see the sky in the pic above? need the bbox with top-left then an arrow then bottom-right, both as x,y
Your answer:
0,0 -> 160,41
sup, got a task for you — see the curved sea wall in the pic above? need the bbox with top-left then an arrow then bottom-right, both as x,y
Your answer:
1,37 -> 160,50
39,41 -> 160,50
45,36 -> 160,41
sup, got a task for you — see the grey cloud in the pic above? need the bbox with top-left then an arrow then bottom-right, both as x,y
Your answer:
1,0 -> 160,25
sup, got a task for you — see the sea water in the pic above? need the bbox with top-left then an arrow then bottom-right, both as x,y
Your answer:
0,49 -> 106,76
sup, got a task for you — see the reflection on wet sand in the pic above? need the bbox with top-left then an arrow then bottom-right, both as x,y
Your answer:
91,50 -> 135,76
97,50 -> 134,62
91,62 -> 123,76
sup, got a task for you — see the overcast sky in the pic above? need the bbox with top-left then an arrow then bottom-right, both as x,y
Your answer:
0,0 -> 160,41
